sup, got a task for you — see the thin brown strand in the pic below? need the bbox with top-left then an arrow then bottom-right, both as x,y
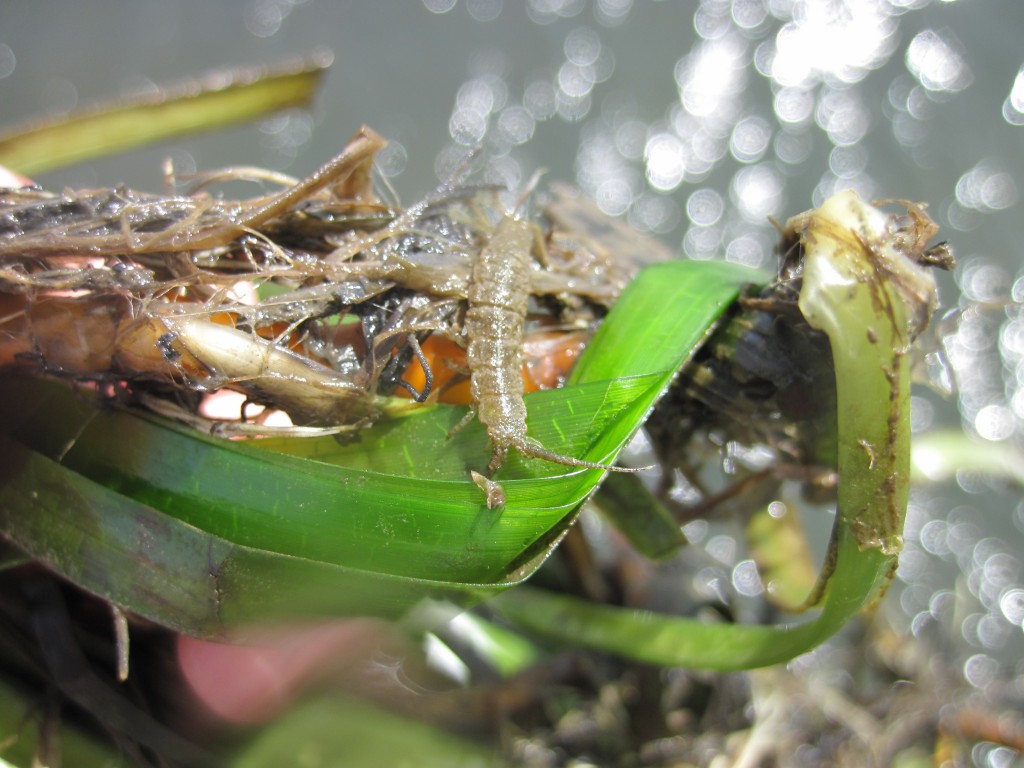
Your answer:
178,126 -> 388,251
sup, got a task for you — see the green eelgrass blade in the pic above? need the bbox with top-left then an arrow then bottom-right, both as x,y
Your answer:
593,473 -> 687,560
0,54 -> 329,176
0,260 -> 757,633
494,192 -> 938,670
492,525 -> 891,671
912,429 -> 1024,486
0,432 -> 514,636
0,376 -> 649,585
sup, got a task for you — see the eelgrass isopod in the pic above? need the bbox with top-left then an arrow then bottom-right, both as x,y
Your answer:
465,215 -> 643,508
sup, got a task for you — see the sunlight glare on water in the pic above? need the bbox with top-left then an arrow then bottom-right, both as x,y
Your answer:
0,43 -> 15,80
905,28 -> 973,94
1003,66 -> 1024,125
429,0 -> 966,269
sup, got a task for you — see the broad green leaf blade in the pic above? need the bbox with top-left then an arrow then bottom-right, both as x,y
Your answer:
495,193 -> 941,670
0,259 -> 755,633
0,377 -> 648,585
0,54 -> 329,175
0,432 -> 513,636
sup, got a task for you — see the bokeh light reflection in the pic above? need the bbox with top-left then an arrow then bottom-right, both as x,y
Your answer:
627,191 -> 680,234
769,0 -> 897,88
594,0 -> 632,27
675,34 -> 748,122
645,132 -> 687,191
0,44 -> 15,80
815,86 -> 870,146
998,588 -> 1024,628
905,28 -> 973,95
955,163 -> 1019,213
686,187 -> 726,226
1002,66 -> 1024,125
730,115 -> 773,162
526,0 -> 585,24
730,162 -> 784,221
773,85 -> 815,125
963,653 -> 998,689
466,0 -> 503,22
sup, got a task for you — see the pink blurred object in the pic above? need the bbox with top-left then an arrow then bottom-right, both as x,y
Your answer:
176,620 -> 398,725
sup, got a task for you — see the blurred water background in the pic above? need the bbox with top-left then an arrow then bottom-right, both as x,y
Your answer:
2,2 -> 1023,764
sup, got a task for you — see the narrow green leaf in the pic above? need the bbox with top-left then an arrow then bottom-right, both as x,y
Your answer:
0,432 -> 513,636
0,377 -> 639,585
592,473 -> 687,560
0,54 -> 330,175
795,191 -> 929,556
912,429 -> 1024,486
492,525 -> 891,671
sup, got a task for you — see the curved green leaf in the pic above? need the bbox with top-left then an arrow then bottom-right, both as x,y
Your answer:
0,376 -> 652,585
0,260 -> 756,633
492,525 -> 891,671
493,192 -> 939,669
0,432 -> 513,636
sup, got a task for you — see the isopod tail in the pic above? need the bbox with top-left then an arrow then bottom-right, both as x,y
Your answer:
512,438 -> 648,473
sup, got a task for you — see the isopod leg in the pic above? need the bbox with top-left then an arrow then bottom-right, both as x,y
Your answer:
487,443 -> 509,476
471,470 -> 506,509
512,438 -> 648,473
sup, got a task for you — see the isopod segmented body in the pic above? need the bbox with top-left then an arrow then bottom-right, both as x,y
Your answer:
466,215 -> 534,476
465,215 -> 642,507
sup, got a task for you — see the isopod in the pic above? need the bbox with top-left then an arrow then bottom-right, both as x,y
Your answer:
465,214 -> 643,508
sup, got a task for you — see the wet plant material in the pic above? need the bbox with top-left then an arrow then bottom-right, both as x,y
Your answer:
0,59 -> 982,768
0,127 -> 638,444
1,559 -> 994,768
0,186 -> 972,767
0,564 -> 221,768
646,198 -> 953,546
646,282 -> 838,520
474,615 -> 983,767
